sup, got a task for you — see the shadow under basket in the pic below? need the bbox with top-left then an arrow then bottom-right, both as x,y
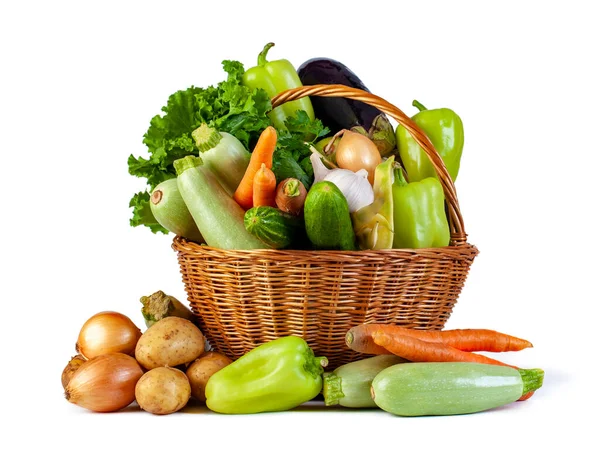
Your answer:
171,83 -> 479,368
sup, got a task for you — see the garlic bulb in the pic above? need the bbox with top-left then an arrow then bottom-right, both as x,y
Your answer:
311,153 -> 374,212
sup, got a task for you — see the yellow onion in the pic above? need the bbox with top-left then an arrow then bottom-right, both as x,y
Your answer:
61,354 -> 86,389
331,130 -> 382,184
76,311 -> 142,359
65,353 -> 144,412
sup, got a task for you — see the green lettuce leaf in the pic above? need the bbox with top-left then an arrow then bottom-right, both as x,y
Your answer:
128,60 -> 272,233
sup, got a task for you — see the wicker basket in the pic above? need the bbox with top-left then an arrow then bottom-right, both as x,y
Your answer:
172,84 -> 479,367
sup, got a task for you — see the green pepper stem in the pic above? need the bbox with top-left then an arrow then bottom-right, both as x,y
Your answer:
519,368 -> 545,395
393,167 -> 408,187
257,42 -> 275,66
322,373 -> 344,406
412,100 -> 428,112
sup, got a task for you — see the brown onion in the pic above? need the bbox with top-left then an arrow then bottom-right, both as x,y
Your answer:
65,353 -> 143,412
76,311 -> 142,359
61,354 -> 86,389
331,130 -> 381,184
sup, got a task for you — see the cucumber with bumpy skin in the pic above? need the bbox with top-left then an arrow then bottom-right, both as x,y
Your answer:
371,362 -> 544,416
149,179 -> 204,243
304,181 -> 356,250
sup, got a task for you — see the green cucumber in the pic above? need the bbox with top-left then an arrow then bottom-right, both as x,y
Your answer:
149,178 -> 204,243
244,206 -> 305,249
304,181 -> 356,250
371,362 -> 544,416
323,355 -> 405,408
174,156 -> 268,250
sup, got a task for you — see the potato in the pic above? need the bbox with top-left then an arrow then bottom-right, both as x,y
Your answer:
135,367 -> 191,415
135,317 -> 205,370
186,352 -> 232,402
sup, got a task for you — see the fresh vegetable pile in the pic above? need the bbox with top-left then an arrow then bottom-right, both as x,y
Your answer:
62,294 -> 544,416
127,42 -> 463,251
62,44 -> 544,417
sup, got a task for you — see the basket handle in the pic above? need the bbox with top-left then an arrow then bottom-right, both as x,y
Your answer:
271,84 -> 467,245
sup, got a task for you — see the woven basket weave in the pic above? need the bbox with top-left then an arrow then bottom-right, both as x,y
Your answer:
172,84 -> 479,367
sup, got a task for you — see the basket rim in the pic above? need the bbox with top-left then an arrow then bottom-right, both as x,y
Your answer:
172,235 -> 479,259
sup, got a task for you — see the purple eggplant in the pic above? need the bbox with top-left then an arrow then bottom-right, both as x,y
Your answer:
297,58 -> 396,156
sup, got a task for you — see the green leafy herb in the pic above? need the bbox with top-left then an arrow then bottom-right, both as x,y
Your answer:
128,60 -> 272,233
273,111 -> 329,189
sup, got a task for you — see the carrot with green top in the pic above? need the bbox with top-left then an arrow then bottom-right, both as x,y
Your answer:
253,163 -> 277,208
233,126 -> 278,210
345,324 -> 532,355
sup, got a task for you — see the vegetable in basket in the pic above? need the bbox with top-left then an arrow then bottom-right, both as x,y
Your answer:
174,155 -> 268,249
297,57 -> 396,157
205,336 -> 328,414
322,355 -> 405,408
233,126 -> 277,210
396,100 -> 464,182
191,123 -> 251,195
244,206 -> 307,249
351,156 -> 396,250
242,43 -> 315,130
371,362 -> 544,416
304,181 -> 356,250
128,60 -> 272,234
391,167 -> 450,249
149,179 -> 204,243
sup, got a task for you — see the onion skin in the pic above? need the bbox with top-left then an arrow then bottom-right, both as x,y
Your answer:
61,355 -> 86,389
65,353 -> 144,412
76,311 -> 142,359
334,130 -> 382,184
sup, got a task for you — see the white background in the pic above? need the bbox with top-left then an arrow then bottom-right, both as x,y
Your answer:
1,0 -> 598,448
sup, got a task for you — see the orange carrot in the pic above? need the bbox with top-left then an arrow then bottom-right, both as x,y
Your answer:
345,324 -> 532,355
371,331 -> 533,402
252,163 -> 277,208
371,331 -> 512,367
233,126 -> 277,210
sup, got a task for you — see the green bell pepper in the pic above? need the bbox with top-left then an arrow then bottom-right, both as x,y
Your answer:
392,167 -> 450,249
242,43 -> 315,130
204,336 -> 328,414
396,100 -> 464,182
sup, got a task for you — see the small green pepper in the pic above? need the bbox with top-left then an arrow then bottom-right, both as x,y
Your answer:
242,43 -> 315,130
205,336 -> 328,414
392,167 -> 450,249
396,100 -> 464,182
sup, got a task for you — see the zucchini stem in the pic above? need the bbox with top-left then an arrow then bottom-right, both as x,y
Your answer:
519,368 -> 545,395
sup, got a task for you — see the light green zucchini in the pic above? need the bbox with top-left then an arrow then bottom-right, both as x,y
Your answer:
149,178 -> 204,243
174,156 -> 268,250
323,355 -> 405,408
371,362 -> 544,416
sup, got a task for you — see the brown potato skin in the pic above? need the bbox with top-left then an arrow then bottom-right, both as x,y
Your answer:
135,317 -> 205,370
186,352 -> 232,402
135,367 -> 191,415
